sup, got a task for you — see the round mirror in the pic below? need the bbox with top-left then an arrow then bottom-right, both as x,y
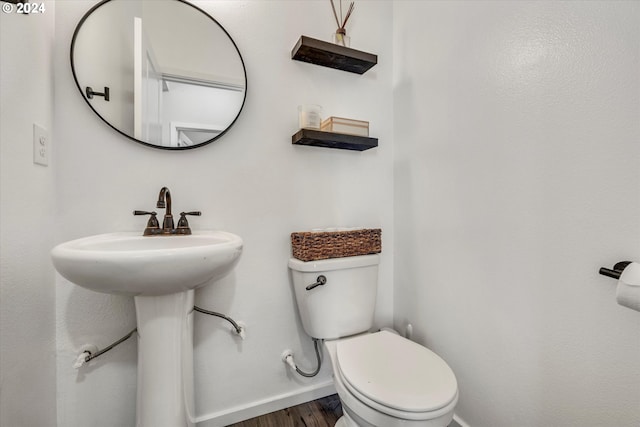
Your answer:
71,0 -> 247,150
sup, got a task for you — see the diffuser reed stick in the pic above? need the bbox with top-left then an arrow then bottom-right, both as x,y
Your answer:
330,0 -> 355,46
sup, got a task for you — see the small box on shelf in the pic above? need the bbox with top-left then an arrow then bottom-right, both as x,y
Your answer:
321,117 -> 369,137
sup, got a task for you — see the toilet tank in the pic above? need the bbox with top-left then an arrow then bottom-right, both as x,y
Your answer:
288,254 -> 379,340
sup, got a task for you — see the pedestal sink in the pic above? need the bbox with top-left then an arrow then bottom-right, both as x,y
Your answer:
52,231 -> 243,427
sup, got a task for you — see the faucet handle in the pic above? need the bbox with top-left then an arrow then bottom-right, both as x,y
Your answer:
133,210 -> 160,235
176,211 -> 201,235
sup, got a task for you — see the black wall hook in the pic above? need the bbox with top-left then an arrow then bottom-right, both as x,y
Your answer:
85,86 -> 110,101
599,261 -> 632,280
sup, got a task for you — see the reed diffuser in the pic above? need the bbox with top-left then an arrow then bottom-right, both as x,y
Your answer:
330,0 -> 354,47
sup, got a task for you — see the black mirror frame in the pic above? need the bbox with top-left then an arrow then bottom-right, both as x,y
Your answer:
70,0 -> 248,150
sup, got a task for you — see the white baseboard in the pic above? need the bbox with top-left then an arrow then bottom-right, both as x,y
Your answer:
453,413 -> 471,427
194,381 -> 467,427
196,380 -> 336,426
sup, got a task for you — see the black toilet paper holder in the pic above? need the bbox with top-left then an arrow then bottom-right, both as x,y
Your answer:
599,261 -> 632,280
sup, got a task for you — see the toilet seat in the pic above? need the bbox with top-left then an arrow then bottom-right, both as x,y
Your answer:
335,331 -> 458,420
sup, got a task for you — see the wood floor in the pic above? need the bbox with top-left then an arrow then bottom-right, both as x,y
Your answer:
226,394 -> 343,427
226,394 -> 461,427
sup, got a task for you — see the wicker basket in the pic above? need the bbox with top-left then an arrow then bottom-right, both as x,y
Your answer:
291,228 -> 381,262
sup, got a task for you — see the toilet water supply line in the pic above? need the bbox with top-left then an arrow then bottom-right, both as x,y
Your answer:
283,337 -> 323,377
74,328 -> 137,369
193,306 -> 246,339
73,306 -> 245,369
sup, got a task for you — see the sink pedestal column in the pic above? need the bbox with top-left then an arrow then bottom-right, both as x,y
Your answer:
134,290 -> 195,427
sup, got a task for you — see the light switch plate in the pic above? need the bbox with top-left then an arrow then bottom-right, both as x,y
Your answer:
33,123 -> 49,166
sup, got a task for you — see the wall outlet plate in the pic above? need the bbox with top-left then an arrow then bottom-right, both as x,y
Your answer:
33,123 -> 49,166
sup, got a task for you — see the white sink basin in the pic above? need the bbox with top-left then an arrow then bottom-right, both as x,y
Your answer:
51,230 -> 243,296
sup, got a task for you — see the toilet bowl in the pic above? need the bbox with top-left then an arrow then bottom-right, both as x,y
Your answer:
288,254 -> 458,427
325,331 -> 458,427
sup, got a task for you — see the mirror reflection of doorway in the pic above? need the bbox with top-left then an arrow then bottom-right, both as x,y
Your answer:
170,122 -> 222,148
133,17 -> 163,145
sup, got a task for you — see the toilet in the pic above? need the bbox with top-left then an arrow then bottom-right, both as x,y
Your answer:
289,254 -> 458,427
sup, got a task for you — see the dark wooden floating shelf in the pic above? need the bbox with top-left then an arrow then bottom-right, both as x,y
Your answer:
291,36 -> 377,75
292,129 -> 378,151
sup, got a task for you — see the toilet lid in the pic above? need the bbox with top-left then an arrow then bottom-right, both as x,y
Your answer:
336,331 -> 458,413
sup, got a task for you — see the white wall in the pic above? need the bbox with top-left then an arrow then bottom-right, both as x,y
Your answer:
0,1 -> 58,426
393,1 -> 640,426
53,1 -> 393,426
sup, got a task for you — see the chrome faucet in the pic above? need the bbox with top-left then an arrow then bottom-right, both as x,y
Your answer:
134,187 -> 201,236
